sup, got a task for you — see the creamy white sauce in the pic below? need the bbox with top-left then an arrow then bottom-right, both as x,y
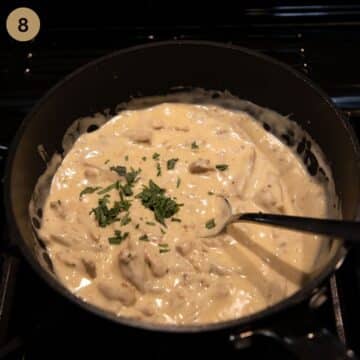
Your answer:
34,97 -> 334,325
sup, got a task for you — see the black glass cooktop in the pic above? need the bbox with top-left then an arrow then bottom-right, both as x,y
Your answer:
0,2 -> 360,359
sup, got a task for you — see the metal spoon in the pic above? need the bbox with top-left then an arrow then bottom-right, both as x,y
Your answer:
203,198 -> 360,242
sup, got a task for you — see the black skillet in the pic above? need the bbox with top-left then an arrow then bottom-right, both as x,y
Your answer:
4,41 -> 360,359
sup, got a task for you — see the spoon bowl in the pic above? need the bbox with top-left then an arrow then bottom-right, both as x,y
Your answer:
201,197 -> 360,243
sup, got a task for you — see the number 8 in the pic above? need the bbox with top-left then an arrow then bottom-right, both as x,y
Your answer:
18,17 -> 29,33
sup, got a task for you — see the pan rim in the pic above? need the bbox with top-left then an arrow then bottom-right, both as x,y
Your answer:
3,40 -> 360,333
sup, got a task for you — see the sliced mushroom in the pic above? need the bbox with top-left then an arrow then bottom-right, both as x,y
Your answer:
81,258 -> 97,279
168,288 -> 187,310
124,129 -> 152,143
188,159 -> 214,174
55,250 -> 78,267
50,200 -> 77,222
88,228 -> 101,243
209,263 -> 232,276
98,281 -> 136,306
51,224 -> 99,252
234,148 -> 256,199
254,173 -> 284,213
151,119 -> 164,130
175,238 -> 194,257
145,247 -> 169,278
174,125 -> 189,132
50,233 -> 71,247
49,200 -> 67,219
84,167 -> 100,179
118,246 -> 148,292
136,299 -> 156,317
139,304 -> 155,317
201,235 -> 224,248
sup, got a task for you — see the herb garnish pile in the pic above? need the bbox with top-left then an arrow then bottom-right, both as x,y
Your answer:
90,195 -> 123,227
84,165 -> 140,229
80,144 -> 229,247
80,160 -> 182,252
136,180 -> 183,226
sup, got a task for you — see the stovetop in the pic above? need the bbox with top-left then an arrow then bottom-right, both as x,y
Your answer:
1,2 -> 360,359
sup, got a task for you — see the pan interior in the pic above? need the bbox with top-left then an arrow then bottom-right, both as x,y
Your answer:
6,42 -> 358,330
29,89 -> 341,326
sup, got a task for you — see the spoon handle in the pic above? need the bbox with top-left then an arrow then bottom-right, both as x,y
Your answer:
235,213 -> 360,243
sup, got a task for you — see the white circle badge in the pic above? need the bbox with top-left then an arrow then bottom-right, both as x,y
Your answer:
6,7 -> 41,42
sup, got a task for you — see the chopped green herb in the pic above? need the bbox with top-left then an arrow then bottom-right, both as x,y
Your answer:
156,163 -> 162,176
111,165 -> 141,184
205,218 -> 216,229
171,217 -> 181,222
125,167 -> 141,185
146,221 -> 156,226
152,152 -> 160,160
215,164 -> 229,171
191,141 -> 199,150
104,159 -> 110,164
90,195 -> 122,227
97,181 -> 119,195
135,180 -> 183,225
124,155 -> 129,161
118,191 -> 132,211
120,183 -> 133,196
135,224 -> 140,229
167,158 -> 179,170
108,230 -> 128,245
120,212 -> 131,226
158,243 -> 170,253
109,167 -> 141,197
110,166 -> 127,176
142,156 -> 147,161
160,228 -> 166,234
208,191 -> 214,195
176,177 -> 181,188
139,234 -> 149,242
79,186 -> 101,198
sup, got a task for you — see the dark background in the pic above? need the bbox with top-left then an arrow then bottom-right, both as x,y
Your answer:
2,1 -> 360,135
